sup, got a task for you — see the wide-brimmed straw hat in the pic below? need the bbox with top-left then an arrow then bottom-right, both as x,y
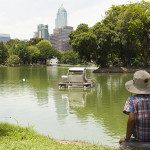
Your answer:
125,70 -> 150,94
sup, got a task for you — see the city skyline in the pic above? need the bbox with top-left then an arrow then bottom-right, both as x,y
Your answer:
0,0 -> 141,40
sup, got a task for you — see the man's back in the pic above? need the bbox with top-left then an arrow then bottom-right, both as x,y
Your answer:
119,70 -> 150,144
135,98 -> 150,141
124,94 -> 150,142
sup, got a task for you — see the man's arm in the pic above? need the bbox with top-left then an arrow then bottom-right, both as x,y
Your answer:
119,112 -> 135,144
126,112 -> 135,139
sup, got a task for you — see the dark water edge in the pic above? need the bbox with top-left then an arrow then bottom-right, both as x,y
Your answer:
93,67 -> 150,73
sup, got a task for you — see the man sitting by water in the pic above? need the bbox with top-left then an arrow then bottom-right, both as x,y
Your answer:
119,70 -> 150,143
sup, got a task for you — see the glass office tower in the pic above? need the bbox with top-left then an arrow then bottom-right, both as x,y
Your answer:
55,5 -> 67,28
37,24 -> 50,41
50,26 -> 73,52
50,5 -> 73,52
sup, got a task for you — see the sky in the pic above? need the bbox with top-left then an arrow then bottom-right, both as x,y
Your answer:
0,0 -> 142,40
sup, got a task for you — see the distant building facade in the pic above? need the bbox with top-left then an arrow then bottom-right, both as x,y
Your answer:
55,5 -> 67,28
0,34 -> 10,44
33,32 -> 38,38
50,6 -> 73,52
38,24 -> 50,41
34,24 -> 50,41
50,26 -> 73,52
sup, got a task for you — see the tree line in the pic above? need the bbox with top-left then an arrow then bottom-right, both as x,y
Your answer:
0,37 -> 61,66
69,0 -> 150,67
0,37 -> 88,66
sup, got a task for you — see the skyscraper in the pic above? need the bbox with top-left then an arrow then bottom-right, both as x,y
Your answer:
37,24 -> 50,41
50,5 -> 73,52
50,26 -> 73,52
55,5 -> 67,28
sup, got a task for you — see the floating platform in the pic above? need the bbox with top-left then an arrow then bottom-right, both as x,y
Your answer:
59,67 -> 95,88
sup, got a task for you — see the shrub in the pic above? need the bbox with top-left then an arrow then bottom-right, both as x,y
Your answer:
7,55 -> 21,66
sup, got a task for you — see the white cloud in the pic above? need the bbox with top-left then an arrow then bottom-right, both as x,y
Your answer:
0,0 -> 142,40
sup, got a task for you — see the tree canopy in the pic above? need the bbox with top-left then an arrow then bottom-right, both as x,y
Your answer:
27,37 -> 43,46
69,1 -> 150,67
27,46 -> 40,63
0,41 -> 8,64
36,40 -> 60,64
1,39 -> 60,66
14,41 -> 30,64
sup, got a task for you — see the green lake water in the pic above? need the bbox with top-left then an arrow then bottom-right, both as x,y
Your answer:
0,66 -> 133,147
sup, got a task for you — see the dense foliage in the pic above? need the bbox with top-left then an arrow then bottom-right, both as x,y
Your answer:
0,41 -> 8,64
0,37 -> 83,66
14,41 -> 30,64
69,1 -> 150,67
60,50 -> 86,65
35,40 -> 61,64
7,55 -> 21,66
0,38 -> 61,66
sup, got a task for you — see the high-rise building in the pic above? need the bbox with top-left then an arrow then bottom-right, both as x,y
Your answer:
50,5 -> 73,52
37,24 -> 50,41
50,26 -> 73,52
55,5 -> 67,28
0,34 -> 10,44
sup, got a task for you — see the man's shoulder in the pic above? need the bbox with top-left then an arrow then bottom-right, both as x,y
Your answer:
127,95 -> 139,101
128,94 -> 150,99
128,94 -> 150,102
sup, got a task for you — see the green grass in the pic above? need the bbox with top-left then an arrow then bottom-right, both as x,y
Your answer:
0,122 -> 118,150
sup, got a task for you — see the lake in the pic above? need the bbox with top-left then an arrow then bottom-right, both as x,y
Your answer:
0,66 -> 133,147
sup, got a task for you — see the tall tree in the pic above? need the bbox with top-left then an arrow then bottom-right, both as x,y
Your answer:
36,40 -> 59,64
69,1 -> 150,67
91,22 -> 119,67
14,41 -> 30,64
27,46 -> 40,64
69,24 -> 97,63
60,50 -> 78,64
6,39 -> 20,56
126,1 -> 150,66
0,41 -> 8,64
104,1 -> 150,66
69,23 -> 118,67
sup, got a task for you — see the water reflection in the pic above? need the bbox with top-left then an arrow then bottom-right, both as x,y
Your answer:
61,88 -> 95,108
58,73 -> 132,142
54,91 -> 68,124
27,67 -> 49,105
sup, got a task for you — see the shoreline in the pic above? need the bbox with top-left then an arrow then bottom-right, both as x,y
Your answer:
0,122 -> 118,150
2,65 -> 150,74
53,138 -> 119,149
93,67 -> 150,73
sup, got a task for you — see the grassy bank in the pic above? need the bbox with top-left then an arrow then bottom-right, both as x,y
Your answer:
0,122 -> 118,150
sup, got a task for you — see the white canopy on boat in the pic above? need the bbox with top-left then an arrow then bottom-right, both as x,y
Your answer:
68,67 -> 85,72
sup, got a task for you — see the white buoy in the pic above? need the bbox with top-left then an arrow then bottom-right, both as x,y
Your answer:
22,78 -> 25,82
